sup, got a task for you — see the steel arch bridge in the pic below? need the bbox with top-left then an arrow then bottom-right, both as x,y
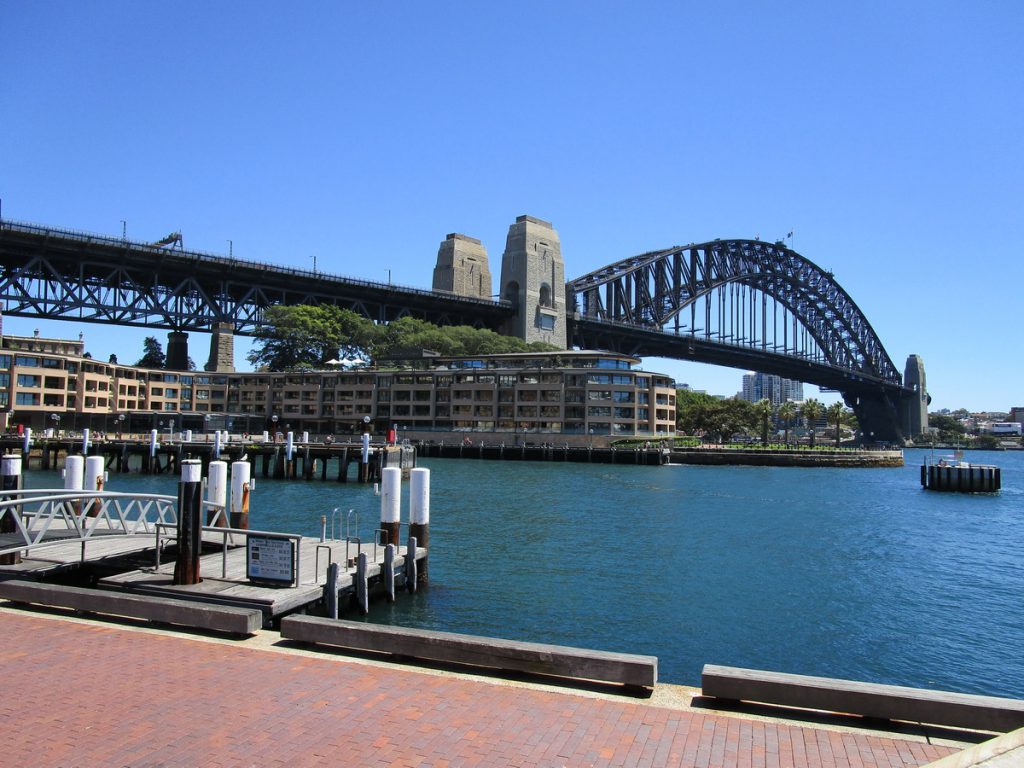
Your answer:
568,239 -> 912,441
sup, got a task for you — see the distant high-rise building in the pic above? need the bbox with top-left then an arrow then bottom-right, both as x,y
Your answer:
739,372 -> 804,405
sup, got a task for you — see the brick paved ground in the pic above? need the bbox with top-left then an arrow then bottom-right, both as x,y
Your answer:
0,610 -> 958,768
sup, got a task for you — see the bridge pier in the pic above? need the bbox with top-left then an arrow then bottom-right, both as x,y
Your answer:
166,331 -> 189,371
205,322 -> 235,372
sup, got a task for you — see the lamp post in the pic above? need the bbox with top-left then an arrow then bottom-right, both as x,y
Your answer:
117,413 -> 125,439
168,418 -> 175,442
50,413 -> 61,438
271,414 -> 279,442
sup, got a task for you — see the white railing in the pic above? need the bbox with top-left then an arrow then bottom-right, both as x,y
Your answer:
0,490 -> 184,556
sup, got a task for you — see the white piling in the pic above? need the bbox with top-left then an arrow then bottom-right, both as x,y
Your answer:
64,455 -> 85,492
149,429 -> 158,457
213,430 -> 222,460
21,428 -> 32,456
230,460 -> 251,529
302,431 -> 309,444
286,431 -> 294,461
183,429 -> 193,442
82,428 -> 91,455
409,467 -> 430,579
208,460 -> 228,526
380,466 -> 401,546
1,454 -> 23,564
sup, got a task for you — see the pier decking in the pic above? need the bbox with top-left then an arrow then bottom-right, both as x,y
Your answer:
98,535 -> 426,621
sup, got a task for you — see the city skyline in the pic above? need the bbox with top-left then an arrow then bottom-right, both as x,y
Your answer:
2,3 -> 1020,411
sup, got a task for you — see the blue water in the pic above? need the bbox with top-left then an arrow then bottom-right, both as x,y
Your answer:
26,449 -> 1024,697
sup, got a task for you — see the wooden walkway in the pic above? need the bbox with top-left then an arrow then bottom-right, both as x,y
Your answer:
100,535 -> 426,620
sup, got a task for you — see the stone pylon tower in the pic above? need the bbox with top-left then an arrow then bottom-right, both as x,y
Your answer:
205,322 -> 235,372
498,215 -> 567,348
432,234 -> 492,299
901,354 -> 929,437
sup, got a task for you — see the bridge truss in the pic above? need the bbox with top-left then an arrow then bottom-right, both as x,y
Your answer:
0,221 -> 513,334
569,239 -> 902,391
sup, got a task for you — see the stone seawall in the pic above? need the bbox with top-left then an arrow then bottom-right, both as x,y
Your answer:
667,448 -> 904,468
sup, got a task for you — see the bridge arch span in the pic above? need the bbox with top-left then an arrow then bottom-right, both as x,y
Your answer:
569,239 -> 901,386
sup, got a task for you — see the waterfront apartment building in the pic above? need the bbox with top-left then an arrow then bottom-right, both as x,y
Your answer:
0,335 -> 676,441
739,371 -> 804,405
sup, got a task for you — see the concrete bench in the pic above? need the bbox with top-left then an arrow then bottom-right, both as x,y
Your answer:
0,579 -> 263,636
281,615 -> 657,691
701,664 -> 1024,733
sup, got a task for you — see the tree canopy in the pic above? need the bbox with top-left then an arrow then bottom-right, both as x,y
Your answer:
247,305 -> 559,371
136,336 -> 166,368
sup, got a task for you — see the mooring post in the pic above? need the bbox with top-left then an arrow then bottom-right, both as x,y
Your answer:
146,429 -> 158,474
230,460 -> 251,529
325,561 -> 339,619
384,543 -> 396,602
338,447 -> 349,483
174,459 -> 203,585
380,466 -> 401,548
359,431 -> 370,483
409,467 -> 430,581
64,454 -> 84,518
405,537 -> 417,593
84,455 -> 105,518
21,428 -> 32,465
285,432 -> 295,479
213,430 -> 222,461
207,460 -> 228,526
82,428 -> 91,456
356,551 -> 368,614
0,454 -> 23,565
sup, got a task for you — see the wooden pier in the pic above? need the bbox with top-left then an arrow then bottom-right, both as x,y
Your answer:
417,442 -> 668,465
0,529 -> 426,625
1,437 -> 415,482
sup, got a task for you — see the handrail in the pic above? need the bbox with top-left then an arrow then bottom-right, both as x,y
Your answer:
153,522 -> 303,587
0,490 -> 178,556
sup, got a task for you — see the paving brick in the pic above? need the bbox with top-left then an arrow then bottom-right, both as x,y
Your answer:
0,610 -> 962,768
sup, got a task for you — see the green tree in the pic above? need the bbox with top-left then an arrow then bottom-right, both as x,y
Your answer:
249,305 -> 373,370
136,336 -> 166,368
827,401 -> 847,447
755,398 -> 773,445
777,401 -> 797,445
801,398 -> 825,448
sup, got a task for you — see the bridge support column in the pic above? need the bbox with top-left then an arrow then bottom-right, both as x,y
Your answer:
166,331 -> 189,371
850,393 -> 905,447
205,322 -> 235,372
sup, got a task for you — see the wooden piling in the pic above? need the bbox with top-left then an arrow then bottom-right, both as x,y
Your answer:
0,454 -> 23,565
380,466 -> 401,548
409,467 -> 430,581
174,459 -> 203,585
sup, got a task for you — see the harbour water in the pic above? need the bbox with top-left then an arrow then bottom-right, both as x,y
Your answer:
25,448 -> 1024,697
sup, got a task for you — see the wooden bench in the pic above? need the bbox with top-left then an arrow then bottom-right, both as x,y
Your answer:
281,615 -> 657,691
701,664 -> 1024,733
0,579 -> 263,636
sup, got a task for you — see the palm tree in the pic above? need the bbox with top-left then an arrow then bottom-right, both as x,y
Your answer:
755,399 -> 773,445
777,401 -> 797,446
827,401 -> 846,447
801,398 -> 824,448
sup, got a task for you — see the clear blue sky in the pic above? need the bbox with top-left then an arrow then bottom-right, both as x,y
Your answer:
2,2 -> 1021,411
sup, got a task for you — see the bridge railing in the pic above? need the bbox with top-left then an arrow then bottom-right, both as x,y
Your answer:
0,490 -> 182,556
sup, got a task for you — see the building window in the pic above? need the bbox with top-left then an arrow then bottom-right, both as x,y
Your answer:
16,374 -> 40,387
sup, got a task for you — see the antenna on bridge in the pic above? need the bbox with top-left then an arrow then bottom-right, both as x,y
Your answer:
786,230 -> 794,249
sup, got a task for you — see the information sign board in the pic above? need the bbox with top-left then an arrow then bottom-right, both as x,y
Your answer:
247,535 -> 295,584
